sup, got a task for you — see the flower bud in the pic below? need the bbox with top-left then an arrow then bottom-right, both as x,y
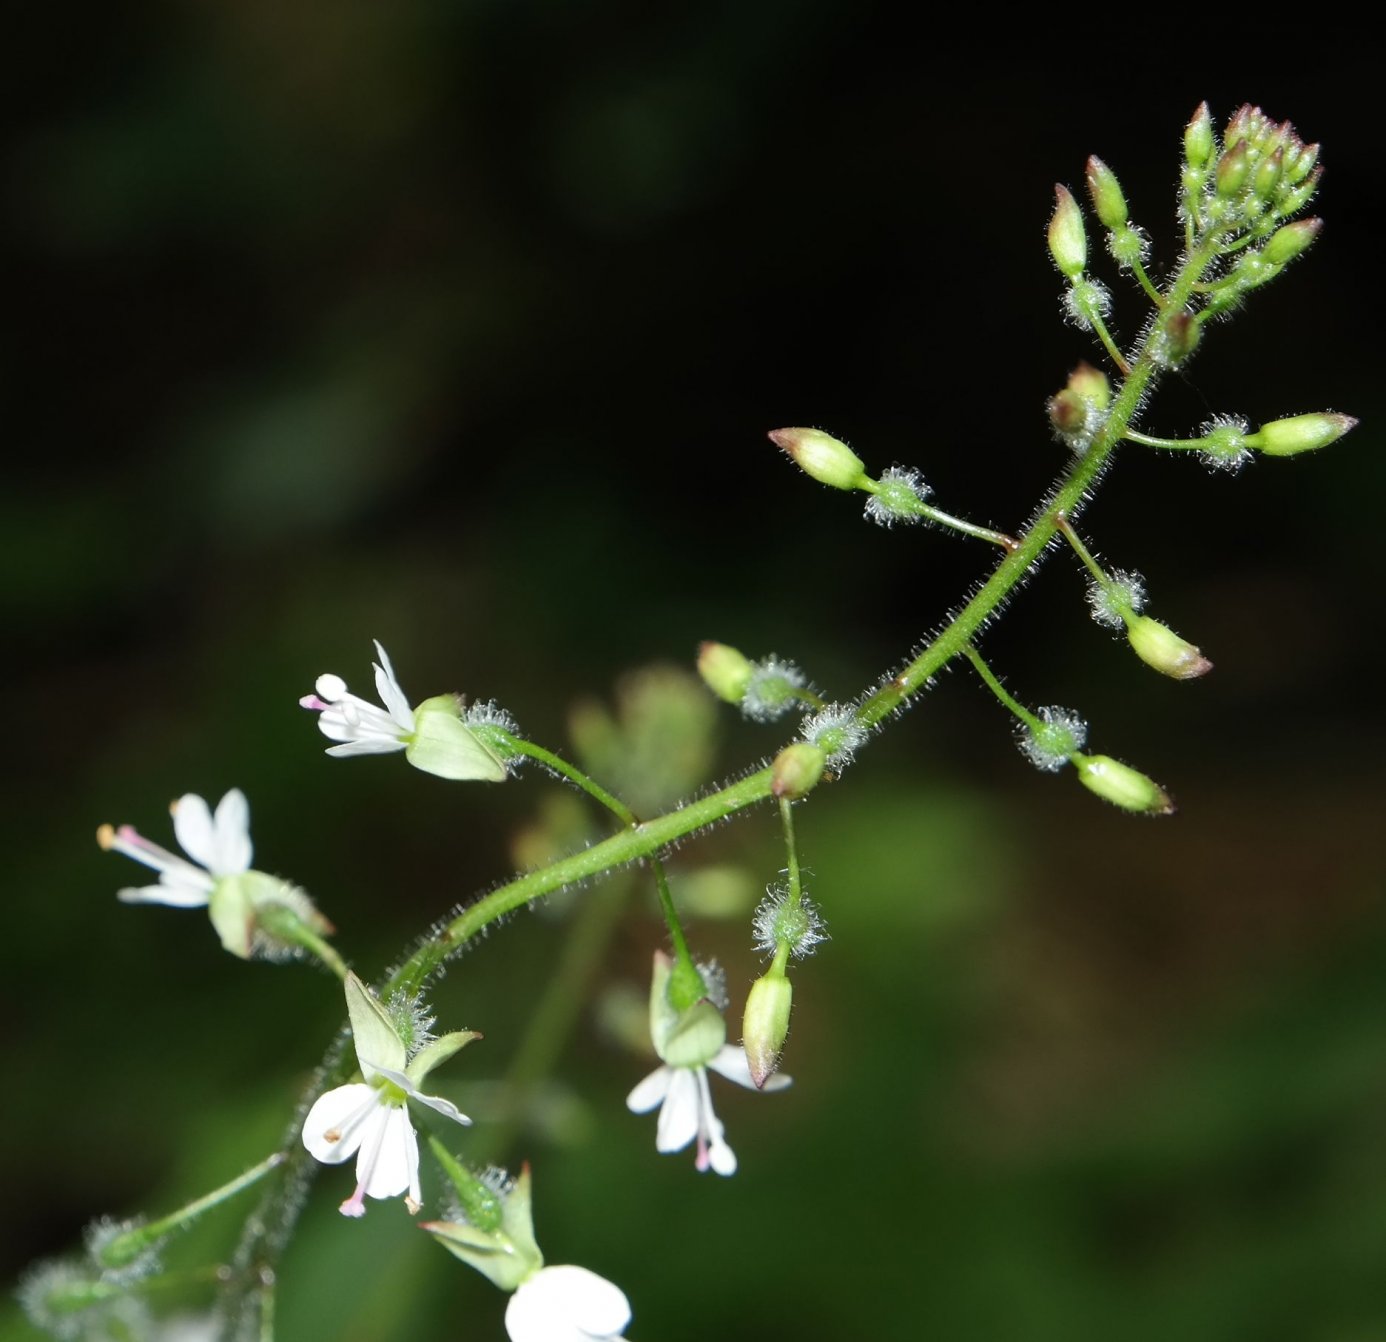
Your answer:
697,641 -> 754,704
1263,218 -> 1321,266
769,427 -> 868,491
1155,309 -> 1200,367
1216,140 -> 1250,197
742,970 -> 793,1089
1184,102 -> 1214,170
1085,155 -> 1128,229
1067,362 -> 1111,411
771,742 -> 826,800
1126,616 -> 1213,680
1284,141 -> 1319,186
1252,146 -> 1284,202
1048,185 -> 1087,278
1073,754 -> 1174,815
1246,412 -> 1357,457
1047,388 -> 1088,437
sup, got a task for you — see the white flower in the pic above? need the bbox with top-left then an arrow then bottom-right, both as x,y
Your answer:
302,974 -> 477,1217
300,640 -> 508,781
98,790 -> 330,959
505,1265 -> 630,1342
626,951 -> 790,1176
626,1043 -> 787,1176
300,639 -> 416,758
100,789 -> 251,908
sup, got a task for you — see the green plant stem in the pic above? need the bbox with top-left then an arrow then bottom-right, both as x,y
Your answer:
474,876 -> 634,1164
102,1153 -> 285,1264
489,732 -> 695,973
779,798 -> 802,906
1124,428 -> 1204,450
961,645 -> 1043,734
496,734 -> 637,825
861,479 -> 1019,549
221,223 -> 1225,1334
1085,308 -> 1131,374
855,230 -> 1218,729
1053,515 -> 1110,587
1129,257 -> 1164,307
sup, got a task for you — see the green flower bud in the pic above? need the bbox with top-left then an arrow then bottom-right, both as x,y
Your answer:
1047,184 -> 1087,278
1263,218 -> 1321,266
1073,754 -> 1174,815
1184,102 -> 1215,170
1126,616 -> 1213,680
1067,362 -> 1111,411
771,742 -> 826,800
1216,140 -> 1251,197
742,970 -> 793,1089
1252,146 -> 1284,202
697,641 -> 754,704
769,427 -> 868,490
1276,166 -> 1321,218
1048,388 -> 1088,437
1246,412 -> 1358,457
1155,309 -> 1200,367
1085,155 -> 1128,229
1284,141 -> 1320,186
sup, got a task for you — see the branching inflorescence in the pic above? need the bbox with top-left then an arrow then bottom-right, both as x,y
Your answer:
24,104 -> 1355,1342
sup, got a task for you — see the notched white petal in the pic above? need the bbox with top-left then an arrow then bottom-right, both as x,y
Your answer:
709,1043 -> 792,1092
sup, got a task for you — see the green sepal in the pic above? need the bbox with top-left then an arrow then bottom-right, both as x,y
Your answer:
422,1155 -> 542,1292
407,1030 -> 482,1087
647,950 -> 726,1066
406,696 -> 508,782
208,874 -> 256,959
345,972 -> 407,1073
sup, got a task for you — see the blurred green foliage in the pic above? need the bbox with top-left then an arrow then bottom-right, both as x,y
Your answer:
5,6 -> 1385,1340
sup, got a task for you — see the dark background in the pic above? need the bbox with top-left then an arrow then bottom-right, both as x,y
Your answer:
5,8 -> 1384,1341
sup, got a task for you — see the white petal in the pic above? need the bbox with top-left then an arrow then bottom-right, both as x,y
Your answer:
359,1102 -> 417,1200
324,737 -> 408,757
625,1066 -> 672,1114
707,1043 -> 792,1092
410,1090 -> 472,1126
506,1266 -> 630,1342
706,1125 -> 738,1176
172,794 -> 216,867
301,1084 -> 377,1163
655,1069 -> 700,1153
210,789 -> 253,874
372,641 -> 416,732
117,879 -> 210,908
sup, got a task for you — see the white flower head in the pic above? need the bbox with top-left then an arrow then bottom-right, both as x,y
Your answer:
625,951 -> 789,1176
98,790 -> 329,959
300,640 -> 509,782
506,1265 -> 630,1342
302,973 -> 478,1217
